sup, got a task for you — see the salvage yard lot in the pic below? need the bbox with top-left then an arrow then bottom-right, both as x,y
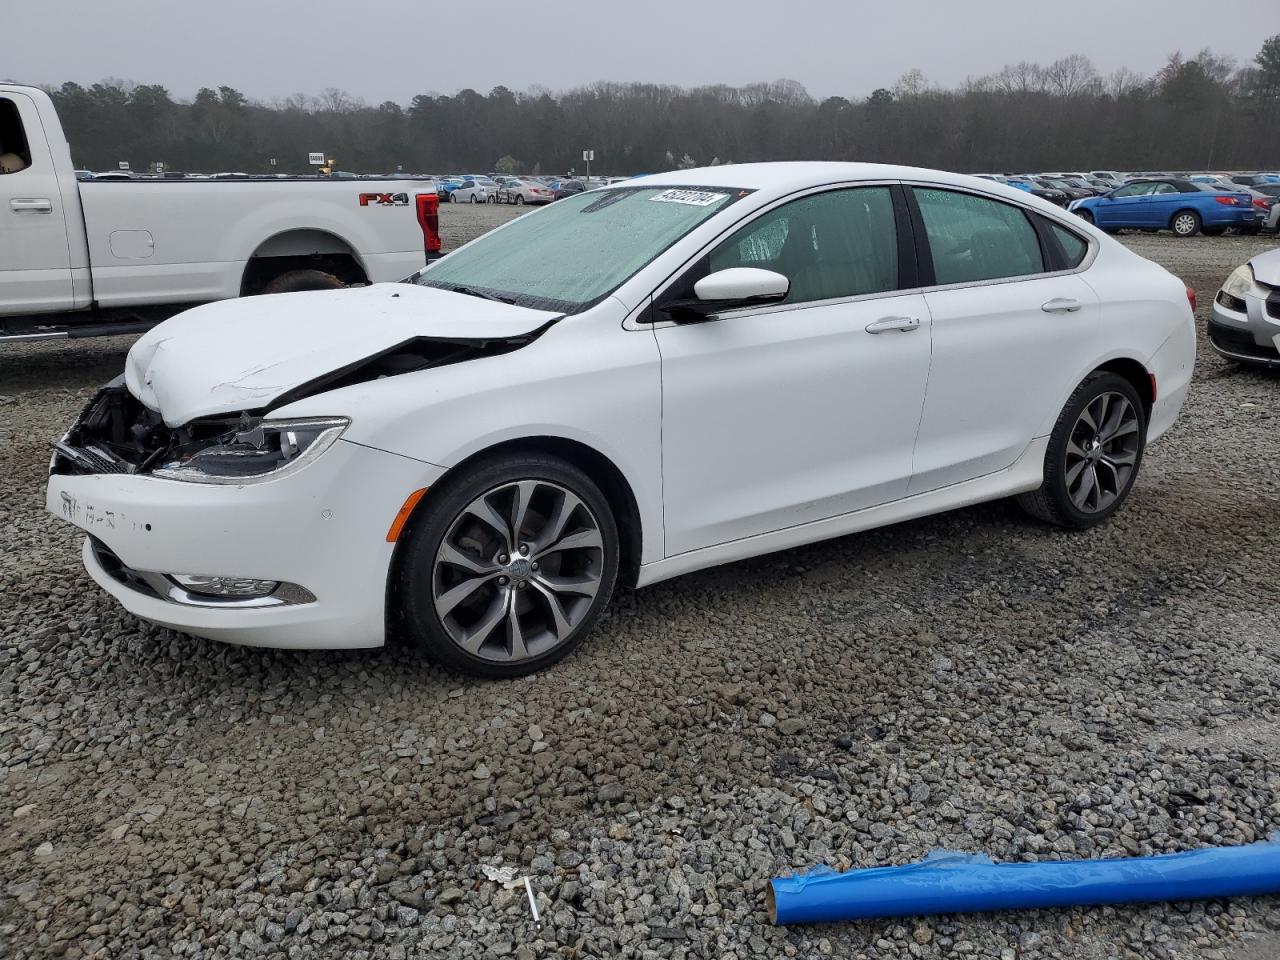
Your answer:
2,208 -> 1279,959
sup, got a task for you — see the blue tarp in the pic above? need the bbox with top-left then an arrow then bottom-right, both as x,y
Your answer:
769,838 -> 1280,925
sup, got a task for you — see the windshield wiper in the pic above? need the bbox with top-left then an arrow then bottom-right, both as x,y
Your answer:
439,283 -> 516,305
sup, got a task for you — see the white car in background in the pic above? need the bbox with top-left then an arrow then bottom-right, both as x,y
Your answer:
47,162 -> 1196,677
447,178 -> 490,203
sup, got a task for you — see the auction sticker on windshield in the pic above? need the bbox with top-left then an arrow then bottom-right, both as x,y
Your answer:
650,189 -> 729,206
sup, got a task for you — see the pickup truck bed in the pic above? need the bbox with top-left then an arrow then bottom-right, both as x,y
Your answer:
1,84 -> 438,341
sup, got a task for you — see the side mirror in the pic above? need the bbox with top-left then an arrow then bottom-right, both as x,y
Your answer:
663,268 -> 790,323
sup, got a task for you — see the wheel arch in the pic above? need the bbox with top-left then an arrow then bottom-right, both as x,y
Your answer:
240,228 -> 370,295
1094,357 -> 1154,422
388,435 -> 645,599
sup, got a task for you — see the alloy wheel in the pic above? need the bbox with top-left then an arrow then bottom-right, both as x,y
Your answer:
1173,213 -> 1197,236
431,480 -> 605,663
1064,392 -> 1140,513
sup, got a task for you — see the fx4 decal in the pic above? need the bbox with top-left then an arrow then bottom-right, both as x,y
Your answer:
359,192 -> 410,207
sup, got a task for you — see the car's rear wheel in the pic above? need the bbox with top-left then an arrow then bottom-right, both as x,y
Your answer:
1017,372 -> 1146,529
396,454 -> 620,678
469,194 -> 479,204
261,269 -> 345,294
1171,210 -> 1201,237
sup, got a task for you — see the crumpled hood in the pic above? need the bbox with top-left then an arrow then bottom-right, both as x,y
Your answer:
1249,247 -> 1280,288
125,283 -> 559,426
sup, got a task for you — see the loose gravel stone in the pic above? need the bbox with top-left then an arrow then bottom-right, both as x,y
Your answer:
2,219 -> 1278,959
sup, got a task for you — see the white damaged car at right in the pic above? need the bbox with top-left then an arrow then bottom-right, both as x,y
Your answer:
1209,248 -> 1280,367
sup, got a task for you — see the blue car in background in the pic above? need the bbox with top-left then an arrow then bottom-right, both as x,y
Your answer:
1070,177 -> 1261,237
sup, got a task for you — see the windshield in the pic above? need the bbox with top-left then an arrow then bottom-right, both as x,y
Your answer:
414,185 -> 747,312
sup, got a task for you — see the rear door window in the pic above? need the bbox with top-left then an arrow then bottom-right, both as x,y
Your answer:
912,188 -> 1044,285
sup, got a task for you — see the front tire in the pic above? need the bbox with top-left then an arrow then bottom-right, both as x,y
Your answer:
1017,372 -> 1146,529
1171,210 -> 1201,237
1076,209 -> 1095,225
396,453 -> 620,678
448,192 -> 457,203
515,195 -> 525,206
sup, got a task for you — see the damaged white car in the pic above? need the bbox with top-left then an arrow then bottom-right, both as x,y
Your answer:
47,163 -> 1196,677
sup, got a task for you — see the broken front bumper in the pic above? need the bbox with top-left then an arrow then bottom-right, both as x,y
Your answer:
47,439 -> 444,649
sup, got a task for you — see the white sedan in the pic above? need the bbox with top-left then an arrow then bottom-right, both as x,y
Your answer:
47,163 -> 1196,677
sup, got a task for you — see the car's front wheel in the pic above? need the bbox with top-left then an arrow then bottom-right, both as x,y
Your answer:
1077,209 -> 1095,225
1017,372 -> 1146,529
396,453 -> 620,677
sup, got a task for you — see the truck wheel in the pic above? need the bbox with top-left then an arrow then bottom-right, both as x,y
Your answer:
261,269 -> 345,295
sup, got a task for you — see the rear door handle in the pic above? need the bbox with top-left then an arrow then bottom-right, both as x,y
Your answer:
10,198 -> 53,213
1041,298 -> 1082,314
865,315 -> 921,334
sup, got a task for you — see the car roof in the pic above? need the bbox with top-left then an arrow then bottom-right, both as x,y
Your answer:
627,161 -> 1006,193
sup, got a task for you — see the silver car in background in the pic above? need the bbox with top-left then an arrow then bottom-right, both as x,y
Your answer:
497,178 -> 555,204
1209,247 -> 1280,367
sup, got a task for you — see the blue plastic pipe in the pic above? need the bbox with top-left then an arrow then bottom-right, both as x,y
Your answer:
769,838 -> 1280,925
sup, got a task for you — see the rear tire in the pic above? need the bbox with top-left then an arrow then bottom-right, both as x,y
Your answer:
1171,210 -> 1201,237
1017,372 -> 1147,529
395,453 -> 620,678
261,269 -> 345,294
469,194 -> 479,204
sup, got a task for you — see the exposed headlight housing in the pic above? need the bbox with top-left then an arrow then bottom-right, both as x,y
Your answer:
153,417 -> 348,484
1221,263 -> 1256,302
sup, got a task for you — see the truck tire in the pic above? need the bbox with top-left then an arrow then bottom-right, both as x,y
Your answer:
261,269 -> 345,295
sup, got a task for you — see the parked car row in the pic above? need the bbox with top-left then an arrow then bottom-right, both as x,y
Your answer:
976,170 -> 1279,238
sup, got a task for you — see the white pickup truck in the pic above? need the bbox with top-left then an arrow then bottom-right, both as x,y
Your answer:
0,83 -> 440,341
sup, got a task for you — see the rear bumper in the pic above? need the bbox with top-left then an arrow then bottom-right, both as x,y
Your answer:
47,439 -> 445,649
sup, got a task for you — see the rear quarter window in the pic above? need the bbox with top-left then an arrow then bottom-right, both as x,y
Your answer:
1048,221 -> 1089,269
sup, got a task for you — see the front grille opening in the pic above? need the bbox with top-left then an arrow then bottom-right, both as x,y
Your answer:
53,382 -> 239,478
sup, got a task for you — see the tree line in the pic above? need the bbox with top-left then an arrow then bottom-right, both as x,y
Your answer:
45,37 -> 1280,177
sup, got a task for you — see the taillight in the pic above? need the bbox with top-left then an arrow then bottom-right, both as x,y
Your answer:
1254,198 -> 1272,209
1213,196 -> 1237,206
415,193 -> 441,261
1186,285 -> 1197,313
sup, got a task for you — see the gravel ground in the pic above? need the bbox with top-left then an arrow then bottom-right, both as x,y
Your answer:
2,210 -> 1279,960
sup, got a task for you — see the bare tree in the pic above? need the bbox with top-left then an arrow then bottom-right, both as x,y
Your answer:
1044,55 -> 1101,97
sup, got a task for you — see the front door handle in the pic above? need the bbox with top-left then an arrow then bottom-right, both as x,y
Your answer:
1041,298 -> 1082,314
10,198 -> 53,213
865,315 -> 921,334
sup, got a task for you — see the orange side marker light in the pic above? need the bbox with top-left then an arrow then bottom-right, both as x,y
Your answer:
386,488 -> 428,542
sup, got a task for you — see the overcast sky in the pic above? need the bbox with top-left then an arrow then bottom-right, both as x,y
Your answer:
8,0 -> 1276,103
